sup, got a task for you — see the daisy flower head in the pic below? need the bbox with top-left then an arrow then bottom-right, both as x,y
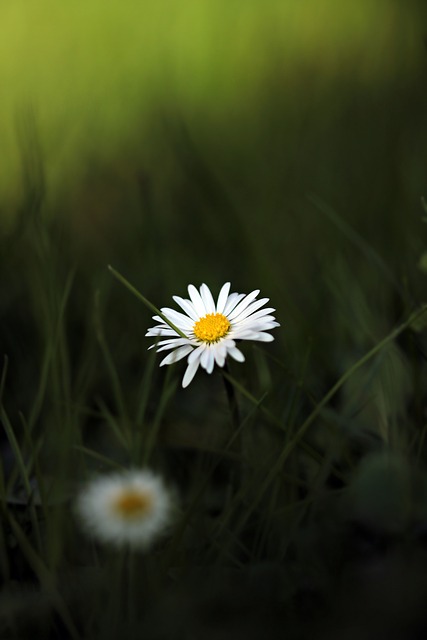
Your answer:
75,469 -> 173,549
146,282 -> 280,388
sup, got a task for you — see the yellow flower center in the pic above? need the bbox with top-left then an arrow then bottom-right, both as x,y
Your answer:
112,489 -> 153,520
193,313 -> 231,343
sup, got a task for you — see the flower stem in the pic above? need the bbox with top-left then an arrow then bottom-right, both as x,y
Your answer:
222,362 -> 240,431
222,363 -> 243,485
108,265 -> 187,339
221,302 -> 427,540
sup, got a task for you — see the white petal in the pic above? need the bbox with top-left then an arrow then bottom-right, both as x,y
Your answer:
160,345 -> 194,366
200,347 -> 215,373
216,282 -> 231,314
188,284 -> 206,316
233,320 -> 278,334
182,359 -> 201,388
217,339 -> 237,356
188,343 -> 207,364
150,338 -> 190,347
228,346 -> 245,362
235,317 -> 277,331
160,307 -> 194,329
230,298 -> 270,323
223,293 -> 246,316
227,290 -> 261,320
146,324 -> 170,332
156,340 -> 192,352
221,338 -> 236,349
233,307 -> 276,323
146,328 -> 180,337
254,333 -> 275,342
260,321 -> 280,330
200,284 -> 216,314
234,330 -> 275,342
213,343 -> 227,367
149,338 -> 190,352
173,296 -> 199,321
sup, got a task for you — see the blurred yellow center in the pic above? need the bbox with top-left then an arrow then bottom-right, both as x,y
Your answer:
193,313 -> 230,343
112,489 -> 153,519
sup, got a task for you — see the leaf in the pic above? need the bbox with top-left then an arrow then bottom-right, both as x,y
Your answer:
418,252 -> 427,275
410,303 -> 427,332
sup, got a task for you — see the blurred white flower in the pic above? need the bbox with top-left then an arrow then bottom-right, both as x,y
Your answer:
146,282 -> 279,387
75,469 -> 173,549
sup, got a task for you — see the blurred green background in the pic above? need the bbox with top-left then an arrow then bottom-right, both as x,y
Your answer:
2,0 -> 427,408
2,3 -> 427,636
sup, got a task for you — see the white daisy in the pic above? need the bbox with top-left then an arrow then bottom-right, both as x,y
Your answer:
75,469 -> 173,549
146,282 -> 280,388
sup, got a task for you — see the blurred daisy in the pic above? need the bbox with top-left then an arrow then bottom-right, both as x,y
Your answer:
146,282 -> 279,387
75,470 -> 173,549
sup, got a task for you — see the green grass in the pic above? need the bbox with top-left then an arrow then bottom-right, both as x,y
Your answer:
1,3 -> 427,637
1,160 -> 427,636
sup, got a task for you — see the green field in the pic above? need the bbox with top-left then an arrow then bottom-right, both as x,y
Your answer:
1,2 -> 427,637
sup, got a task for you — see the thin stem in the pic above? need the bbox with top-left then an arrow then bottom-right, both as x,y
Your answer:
222,363 -> 240,431
215,303 -> 427,541
108,265 -> 187,339
222,363 -> 243,484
